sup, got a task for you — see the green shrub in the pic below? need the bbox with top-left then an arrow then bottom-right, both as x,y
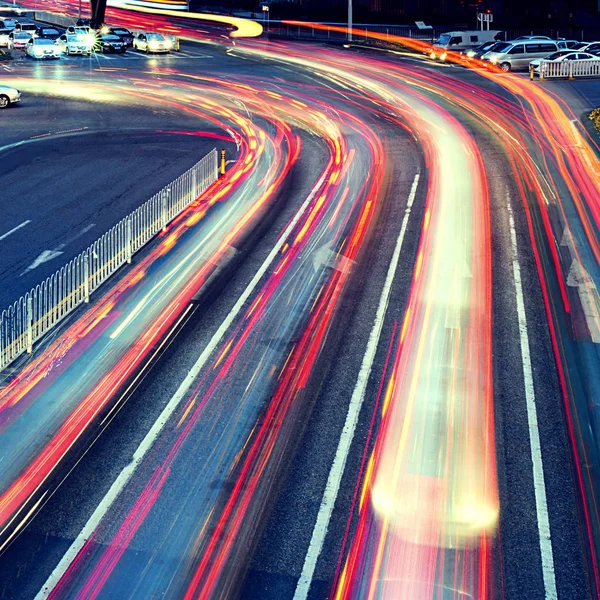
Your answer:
590,108 -> 600,133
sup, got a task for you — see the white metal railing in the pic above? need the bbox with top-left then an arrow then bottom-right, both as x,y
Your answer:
0,148 -> 219,370
539,58 -> 600,79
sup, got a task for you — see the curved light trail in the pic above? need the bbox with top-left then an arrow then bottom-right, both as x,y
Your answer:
2,5 -> 600,600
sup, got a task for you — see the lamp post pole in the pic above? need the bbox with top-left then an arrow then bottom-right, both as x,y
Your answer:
347,0 -> 352,41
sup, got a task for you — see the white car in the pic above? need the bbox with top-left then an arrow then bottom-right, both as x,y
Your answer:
7,31 -> 31,50
530,50 -> 597,73
0,28 -> 10,47
0,85 -> 21,108
26,37 -> 59,59
132,32 -> 172,53
55,33 -> 92,55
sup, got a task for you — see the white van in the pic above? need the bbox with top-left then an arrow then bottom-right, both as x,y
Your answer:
482,40 -> 559,71
433,30 -> 502,53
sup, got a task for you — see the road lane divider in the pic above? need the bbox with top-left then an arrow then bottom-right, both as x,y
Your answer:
506,194 -> 558,600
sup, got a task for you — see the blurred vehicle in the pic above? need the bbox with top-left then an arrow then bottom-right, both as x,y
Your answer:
26,37 -> 59,59
530,50 -> 598,73
0,18 -> 16,30
14,21 -> 36,34
513,35 -> 552,40
0,85 -> 20,108
99,33 -> 126,53
557,39 -> 580,49
35,26 -> 61,40
482,40 -> 558,71
109,26 -> 134,47
462,40 -> 498,59
55,33 -> 92,55
0,28 -> 11,47
7,31 -> 32,50
132,32 -> 172,53
431,30 -> 501,58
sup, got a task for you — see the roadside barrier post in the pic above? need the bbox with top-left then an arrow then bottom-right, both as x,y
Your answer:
220,149 -> 226,176
126,217 -> 133,264
569,61 -> 575,81
540,63 -> 545,81
162,188 -> 171,232
26,297 -> 33,355
530,63 -> 534,80
83,252 -> 90,303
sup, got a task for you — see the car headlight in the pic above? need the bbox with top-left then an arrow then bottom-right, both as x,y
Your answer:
164,39 -> 172,48
84,33 -> 95,47
149,41 -> 159,50
440,52 -> 447,61
490,56 -> 498,64
466,50 -> 475,57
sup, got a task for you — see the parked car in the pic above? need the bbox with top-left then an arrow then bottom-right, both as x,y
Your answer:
14,21 -> 36,34
0,19 -> 16,30
132,32 -> 172,53
26,37 -> 59,59
0,85 -> 21,108
99,33 -> 126,53
7,31 -> 32,50
557,39 -> 579,49
530,50 -> 598,73
576,41 -> 600,53
513,35 -> 553,41
109,26 -> 134,47
462,40 -> 498,59
0,28 -> 11,47
55,33 -> 92,55
35,26 -> 61,40
482,40 -> 559,71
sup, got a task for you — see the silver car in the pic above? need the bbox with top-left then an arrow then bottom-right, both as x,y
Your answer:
482,40 -> 559,71
0,85 -> 21,108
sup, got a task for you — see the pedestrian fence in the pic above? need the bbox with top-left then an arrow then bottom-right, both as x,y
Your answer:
0,149 -> 219,371
539,58 -> 600,80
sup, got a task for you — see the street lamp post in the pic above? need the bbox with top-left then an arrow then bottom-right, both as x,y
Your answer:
347,0 -> 352,41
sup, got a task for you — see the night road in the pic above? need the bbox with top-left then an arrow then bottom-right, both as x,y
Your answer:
0,3 -> 600,600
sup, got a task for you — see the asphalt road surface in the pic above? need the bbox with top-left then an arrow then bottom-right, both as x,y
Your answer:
0,91 -> 234,309
1,9 -> 600,600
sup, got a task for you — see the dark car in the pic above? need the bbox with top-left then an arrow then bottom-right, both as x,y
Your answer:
100,33 -> 126,53
109,27 -> 134,47
462,40 -> 497,59
35,26 -> 61,40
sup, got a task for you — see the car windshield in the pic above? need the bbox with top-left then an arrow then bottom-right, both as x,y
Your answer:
15,33 -> 30,38
112,29 -> 129,35
490,42 -> 511,52
103,35 -> 120,41
42,29 -> 59,34
435,34 -> 451,45
34,38 -> 54,45
147,33 -> 165,41
66,35 -> 80,42
571,42 -> 588,49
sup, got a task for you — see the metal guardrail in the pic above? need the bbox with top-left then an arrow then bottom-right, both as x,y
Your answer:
0,148 -> 219,370
539,58 -> 600,79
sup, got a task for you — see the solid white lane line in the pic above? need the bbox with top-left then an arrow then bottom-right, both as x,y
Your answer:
0,220 -> 31,242
507,195 -> 558,600
35,169 -> 330,600
293,173 -> 420,600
